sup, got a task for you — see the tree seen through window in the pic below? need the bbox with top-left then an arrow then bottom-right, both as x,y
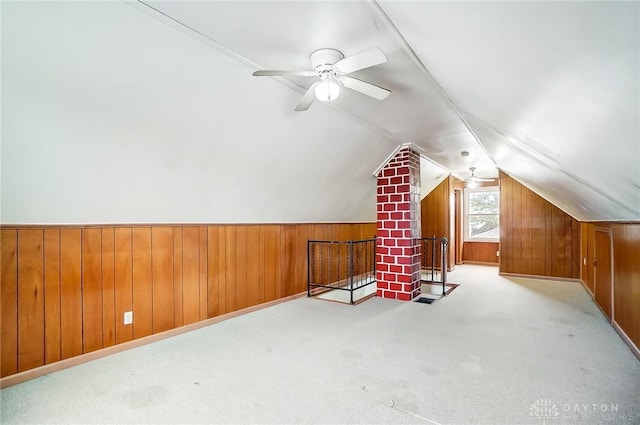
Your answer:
466,189 -> 500,240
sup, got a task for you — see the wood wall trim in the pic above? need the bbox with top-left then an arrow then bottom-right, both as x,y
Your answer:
463,261 -> 499,266
0,292 -> 306,389
0,222 -> 376,229
578,278 -> 595,298
498,272 -> 583,284
612,320 -> 640,362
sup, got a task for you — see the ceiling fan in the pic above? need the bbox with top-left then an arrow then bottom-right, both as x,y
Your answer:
464,167 -> 496,188
252,47 -> 391,111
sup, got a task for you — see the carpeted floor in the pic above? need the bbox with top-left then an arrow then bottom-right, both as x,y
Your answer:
1,265 -> 639,424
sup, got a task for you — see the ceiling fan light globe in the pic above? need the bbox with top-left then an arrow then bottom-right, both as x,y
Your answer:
466,179 -> 479,189
314,80 -> 340,102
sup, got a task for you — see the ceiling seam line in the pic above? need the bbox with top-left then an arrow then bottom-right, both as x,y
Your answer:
369,0 -> 498,169
371,1 -> 638,218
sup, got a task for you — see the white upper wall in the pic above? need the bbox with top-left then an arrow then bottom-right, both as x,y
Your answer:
1,2 -> 395,224
3,1 -> 637,224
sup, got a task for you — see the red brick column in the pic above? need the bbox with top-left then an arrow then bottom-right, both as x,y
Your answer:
376,147 -> 421,301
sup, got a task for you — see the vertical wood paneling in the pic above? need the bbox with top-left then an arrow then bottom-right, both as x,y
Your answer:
499,174 -> 510,272
234,226 -> 247,310
43,229 -> 61,364
500,173 -> 579,279
543,202 -> 552,276
114,228 -> 133,344
563,215 -> 572,277
571,219 -> 580,279
199,226 -> 208,321
584,223 -> 593,289
511,179 -> 522,273
267,225 -> 281,302
462,242 -> 499,263
224,227 -> 236,313
580,222 -> 589,286
507,175 -> 516,273
550,205 -> 566,277
259,226 -> 267,304
520,185 -> 532,272
1,222 -> 378,378
421,177 -> 461,271
611,223 -> 640,348
1,229 -> 18,377
281,225 -> 296,297
578,222 -> 640,351
132,227 -> 152,339
182,227 -> 200,325
217,227 -> 227,314
295,225 -> 309,296
173,227 -> 183,327
594,229 -> 613,319
530,192 -> 546,275
447,177 -> 457,268
207,226 -> 220,318
246,226 -> 261,307
82,228 -> 103,353
274,225 -> 283,299
434,183 -> 443,239
587,224 -> 596,292
339,224 -> 351,283
17,230 -> 45,372
101,228 -> 115,348
152,227 -> 174,333
60,228 -> 82,359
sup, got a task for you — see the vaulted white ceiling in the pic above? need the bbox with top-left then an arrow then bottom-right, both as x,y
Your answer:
1,1 -> 638,223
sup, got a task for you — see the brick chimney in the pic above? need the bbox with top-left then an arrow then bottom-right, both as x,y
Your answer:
375,147 -> 421,301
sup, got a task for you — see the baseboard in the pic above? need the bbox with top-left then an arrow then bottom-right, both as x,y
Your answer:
499,272 -> 582,284
612,320 -> 640,362
578,278 -> 595,297
0,292 -> 306,389
462,261 -> 499,266
577,279 -> 639,362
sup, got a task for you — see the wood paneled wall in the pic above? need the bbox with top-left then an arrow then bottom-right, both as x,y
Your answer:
421,177 -> 450,241
581,222 -> 640,352
421,176 -> 456,268
0,222 -> 375,378
499,172 -> 580,278
422,177 -> 499,266
462,242 -> 499,264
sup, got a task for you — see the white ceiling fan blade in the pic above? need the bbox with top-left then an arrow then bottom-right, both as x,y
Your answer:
334,47 -> 387,74
253,70 -> 316,77
294,83 -> 318,111
340,76 -> 390,100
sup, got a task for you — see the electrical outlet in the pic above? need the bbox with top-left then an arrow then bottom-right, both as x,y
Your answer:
124,311 -> 133,325
496,250 -> 500,257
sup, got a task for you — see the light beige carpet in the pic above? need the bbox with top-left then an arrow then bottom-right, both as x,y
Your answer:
2,265 -> 639,424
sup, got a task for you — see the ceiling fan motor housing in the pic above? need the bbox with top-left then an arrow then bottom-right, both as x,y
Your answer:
310,48 -> 344,73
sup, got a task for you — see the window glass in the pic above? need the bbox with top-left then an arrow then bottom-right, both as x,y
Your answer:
465,188 -> 500,241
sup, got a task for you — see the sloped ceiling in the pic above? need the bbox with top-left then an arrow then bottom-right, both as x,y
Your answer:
1,1 -> 638,223
380,1 -> 640,221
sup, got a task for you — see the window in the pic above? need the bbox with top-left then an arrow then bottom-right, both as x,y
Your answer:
464,187 -> 500,242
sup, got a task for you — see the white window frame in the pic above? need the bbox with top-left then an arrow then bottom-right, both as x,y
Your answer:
464,186 -> 500,243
